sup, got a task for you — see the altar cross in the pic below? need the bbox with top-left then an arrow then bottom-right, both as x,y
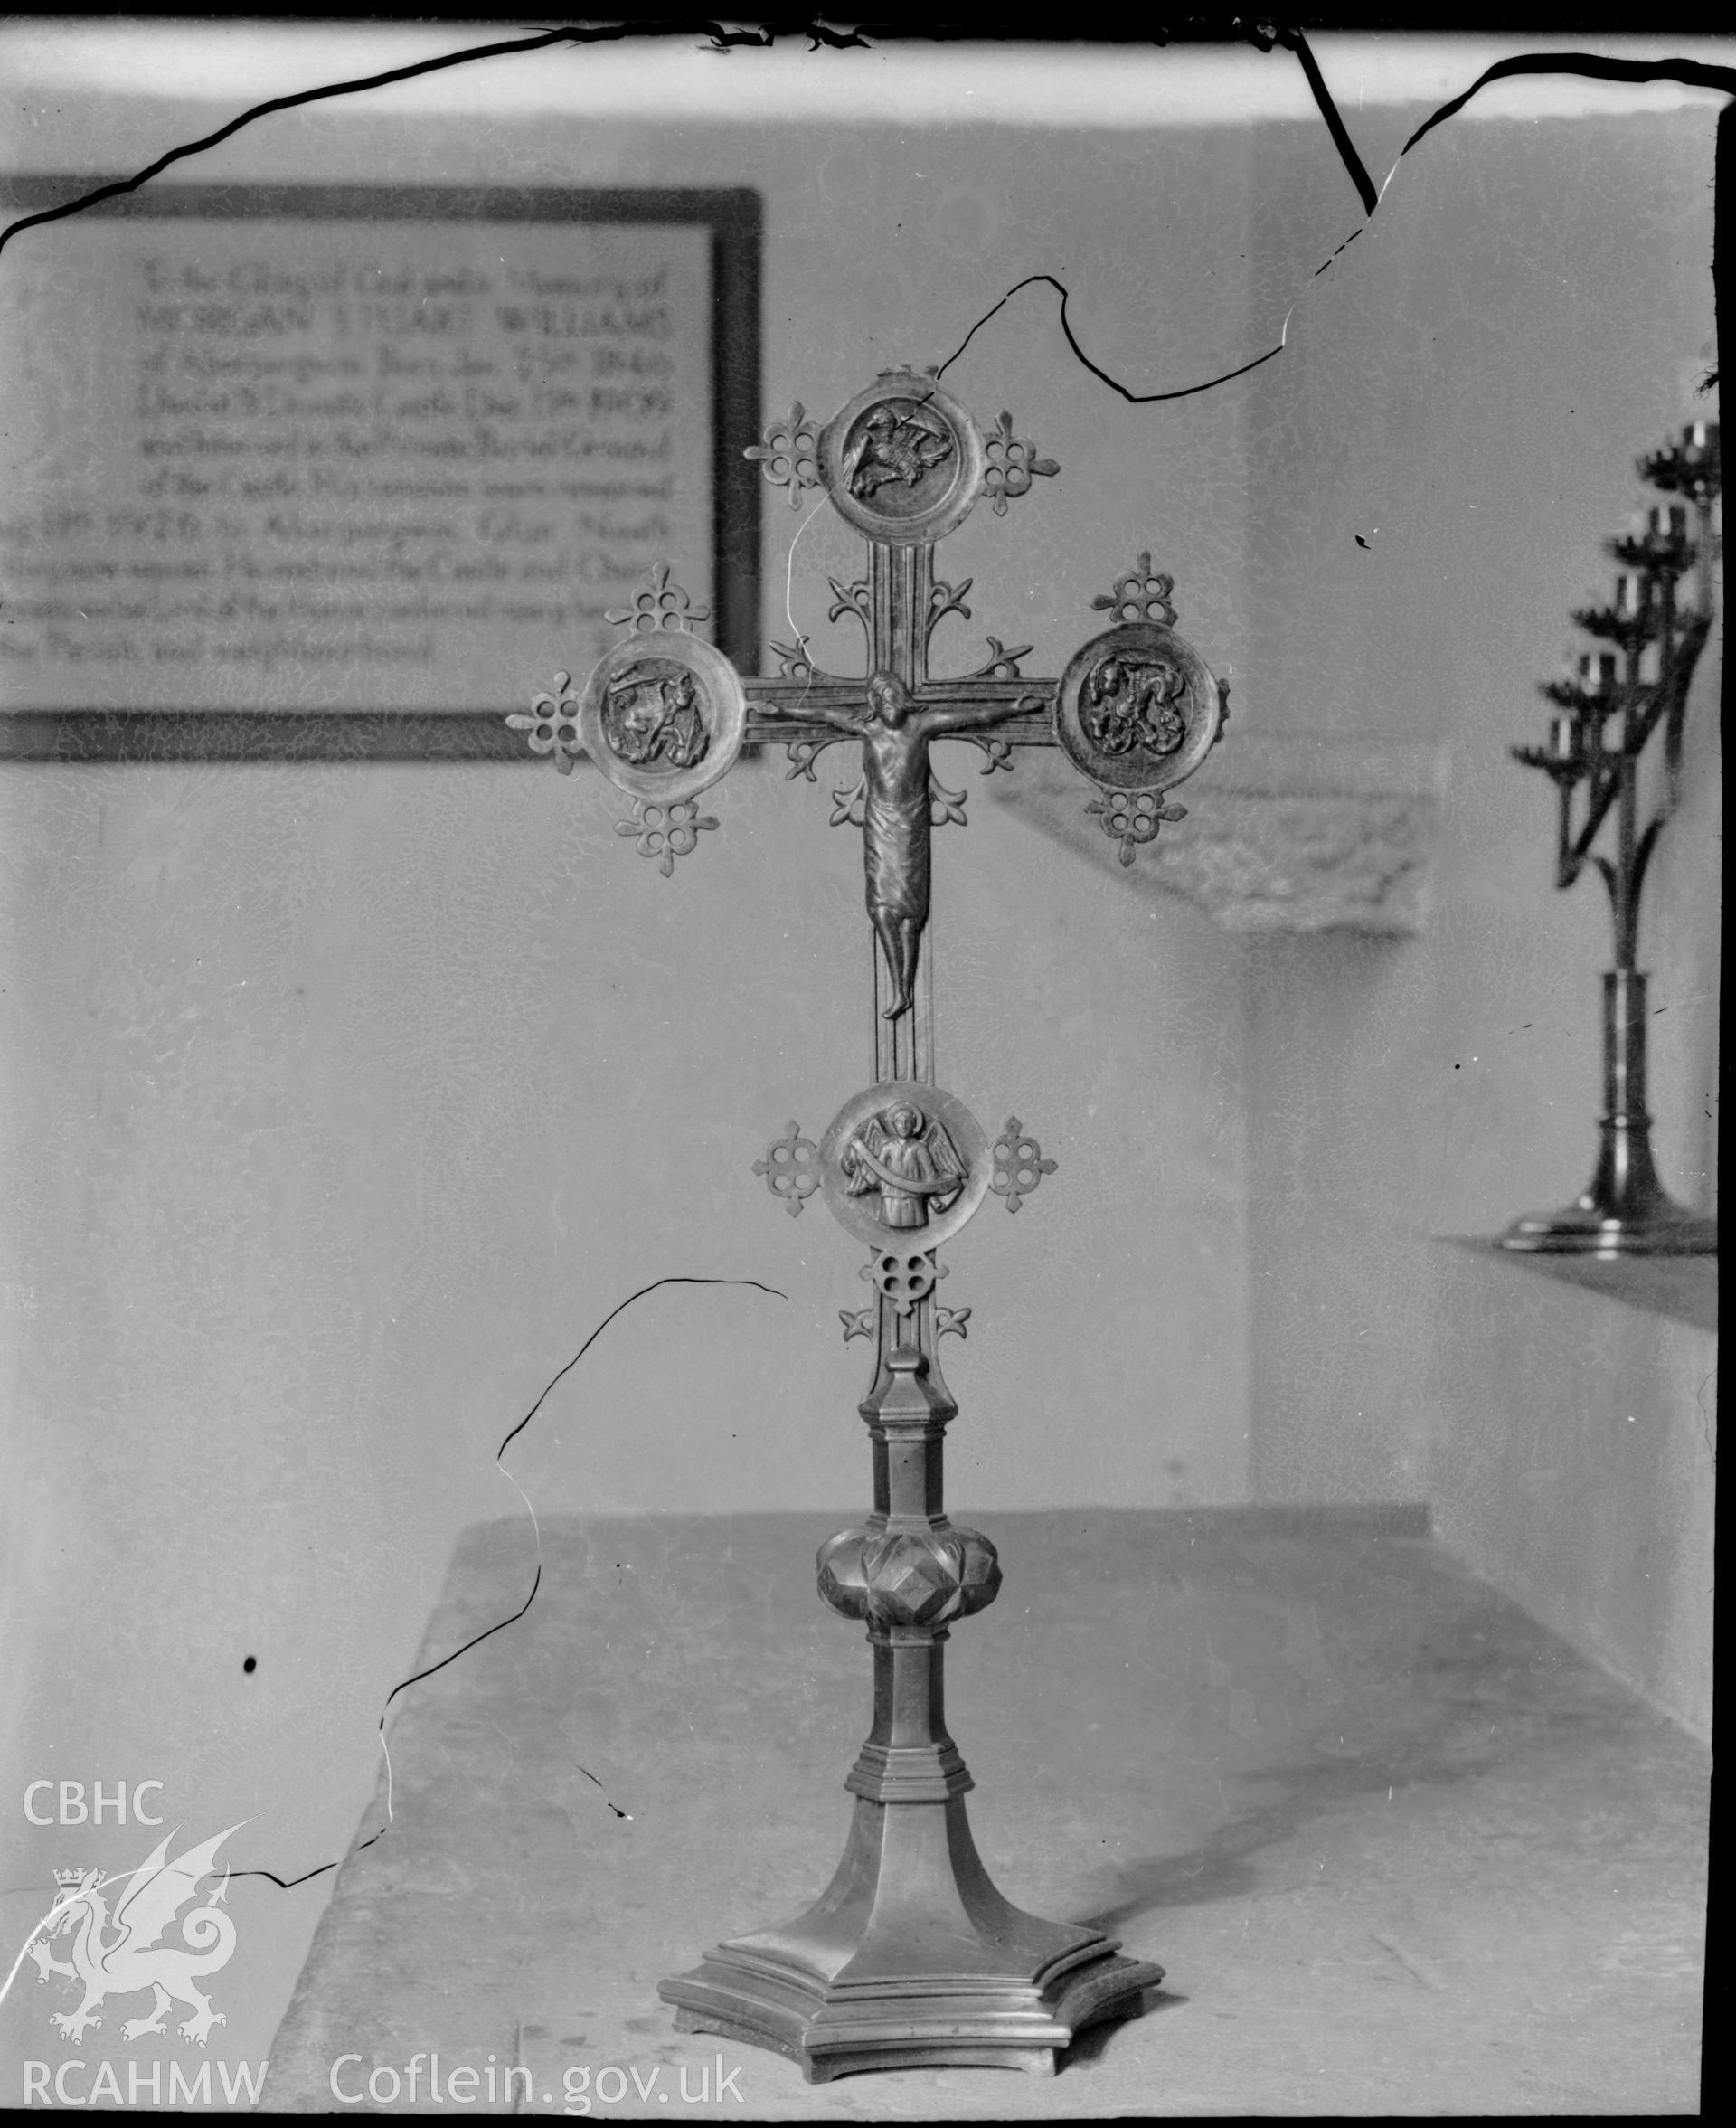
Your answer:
510,364 -> 1227,2084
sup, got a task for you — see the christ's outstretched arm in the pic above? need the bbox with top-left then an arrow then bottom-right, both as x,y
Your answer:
804,698 -> 873,734
918,695 -> 1042,736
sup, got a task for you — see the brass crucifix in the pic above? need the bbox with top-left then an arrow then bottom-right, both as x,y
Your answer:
512,366 -> 1228,2083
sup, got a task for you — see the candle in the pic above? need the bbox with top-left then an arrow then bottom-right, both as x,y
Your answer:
1614,573 -> 1637,617
1683,421 -> 1706,461
1550,712 -> 1580,761
1578,651 -> 1602,694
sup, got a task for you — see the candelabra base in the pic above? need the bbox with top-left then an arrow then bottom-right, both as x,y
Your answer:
1502,1201 -> 1717,1256
659,1795 -> 1162,2083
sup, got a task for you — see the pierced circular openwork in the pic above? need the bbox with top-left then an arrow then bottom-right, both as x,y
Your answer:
1054,620 -> 1222,793
579,629 -> 746,805
869,1251 -> 937,1309
818,372 -> 986,546
817,1079 -> 991,1253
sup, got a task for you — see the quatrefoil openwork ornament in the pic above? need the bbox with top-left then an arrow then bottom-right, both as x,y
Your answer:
982,411 -> 1059,515
861,1247 -> 945,1316
1086,789 -> 1188,867
615,797 -> 718,877
754,1121 -> 821,1216
745,402 -> 823,508
989,1117 -> 1057,1212
508,672 -> 584,774
604,560 -> 711,635
1091,551 -> 1177,628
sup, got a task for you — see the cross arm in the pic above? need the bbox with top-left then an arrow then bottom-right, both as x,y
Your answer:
743,675 -> 868,748
741,675 -> 1063,756
914,676 -> 1059,747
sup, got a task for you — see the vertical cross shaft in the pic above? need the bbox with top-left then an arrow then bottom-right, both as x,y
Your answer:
869,539 -> 934,692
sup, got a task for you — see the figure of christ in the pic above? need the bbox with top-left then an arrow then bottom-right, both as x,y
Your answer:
807,671 -> 1027,1017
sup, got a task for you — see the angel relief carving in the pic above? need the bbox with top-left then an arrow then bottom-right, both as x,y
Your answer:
841,1100 -> 967,1231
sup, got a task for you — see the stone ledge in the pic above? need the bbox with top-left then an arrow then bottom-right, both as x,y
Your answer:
1444,1238 -> 1719,1334
989,733 -> 1445,936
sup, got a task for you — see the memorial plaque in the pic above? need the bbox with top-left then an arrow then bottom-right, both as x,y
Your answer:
0,184 -> 760,757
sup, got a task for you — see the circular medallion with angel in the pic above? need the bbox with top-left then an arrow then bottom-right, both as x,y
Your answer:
818,372 -> 986,545
817,1080 -> 992,1253
579,629 -> 746,805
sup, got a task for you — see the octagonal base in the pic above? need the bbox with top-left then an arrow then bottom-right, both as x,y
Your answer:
658,1795 -> 1162,2083
665,1946 -> 1159,2083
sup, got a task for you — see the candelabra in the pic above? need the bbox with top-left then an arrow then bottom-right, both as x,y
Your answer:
1505,420 -> 1719,1255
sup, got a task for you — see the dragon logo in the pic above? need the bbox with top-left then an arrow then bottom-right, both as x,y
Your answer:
29,1824 -> 242,2048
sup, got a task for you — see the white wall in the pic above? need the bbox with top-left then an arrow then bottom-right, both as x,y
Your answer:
1234,102 -> 1720,1737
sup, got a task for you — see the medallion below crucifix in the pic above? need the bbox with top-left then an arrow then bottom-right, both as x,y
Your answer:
512,367 -> 1228,2082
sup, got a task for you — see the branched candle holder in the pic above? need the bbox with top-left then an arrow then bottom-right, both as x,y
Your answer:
1505,420 -> 1720,1255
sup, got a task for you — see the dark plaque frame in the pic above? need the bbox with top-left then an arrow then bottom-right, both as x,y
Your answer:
0,181 -> 761,761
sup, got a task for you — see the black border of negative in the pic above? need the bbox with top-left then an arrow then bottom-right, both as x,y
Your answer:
0,181 -> 764,761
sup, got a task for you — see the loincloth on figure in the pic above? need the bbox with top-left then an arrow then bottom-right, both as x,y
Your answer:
863,787 -> 930,917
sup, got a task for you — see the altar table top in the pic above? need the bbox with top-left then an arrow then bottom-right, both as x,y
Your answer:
268,1505 -> 1706,2117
